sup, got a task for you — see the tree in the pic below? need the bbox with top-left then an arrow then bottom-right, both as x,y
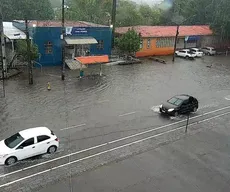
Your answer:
116,28 -> 141,56
16,40 -> 39,62
0,0 -> 54,84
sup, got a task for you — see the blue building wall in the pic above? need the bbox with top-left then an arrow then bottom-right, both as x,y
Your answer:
34,26 -> 111,66
13,22 -> 112,66
33,27 -> 62,66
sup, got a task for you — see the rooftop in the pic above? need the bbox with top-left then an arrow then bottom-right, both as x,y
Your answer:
3,22 -> 26,40
27,20 -> 108,28
116,25 -> 213,37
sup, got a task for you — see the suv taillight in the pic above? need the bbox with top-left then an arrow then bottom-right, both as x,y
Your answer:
55,138 -> 59,141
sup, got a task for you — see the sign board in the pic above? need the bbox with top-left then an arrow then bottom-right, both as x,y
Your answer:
185,36 -> 189,42
65,27 -> 89,36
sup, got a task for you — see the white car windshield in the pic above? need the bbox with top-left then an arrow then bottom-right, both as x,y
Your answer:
4,133 -> 24,149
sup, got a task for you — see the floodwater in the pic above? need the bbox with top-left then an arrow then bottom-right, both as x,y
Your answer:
0,55 -> 230,173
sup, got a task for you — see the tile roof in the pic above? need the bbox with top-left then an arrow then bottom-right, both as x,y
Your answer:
28,20 -> 108,27
116,25 -> 213,37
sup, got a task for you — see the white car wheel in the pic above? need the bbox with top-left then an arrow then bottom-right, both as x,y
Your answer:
47,146 -> 57,154
5,156 -> 17,166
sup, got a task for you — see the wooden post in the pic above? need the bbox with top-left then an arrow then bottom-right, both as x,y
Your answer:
61,0 -> 65,80
25,19 -> 33,84
172,25 -> 179,62
0,9 -> 7,79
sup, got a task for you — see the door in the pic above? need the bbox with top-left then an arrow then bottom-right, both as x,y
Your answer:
36,135 -> 52,154
180,100 -> 190,113
14,137 -> 36,160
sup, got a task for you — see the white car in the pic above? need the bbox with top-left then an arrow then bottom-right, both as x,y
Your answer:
201,47 -> 216,56
175,49 -> 196,59
190,48 -> 204,57
0,127 -> 59,165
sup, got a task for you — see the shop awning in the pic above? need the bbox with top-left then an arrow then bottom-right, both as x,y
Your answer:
75,55 -> 109,64
65,36 -> 98,45
3,22 -> 27,40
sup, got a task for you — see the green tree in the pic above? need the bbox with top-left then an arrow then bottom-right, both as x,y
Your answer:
116,28 -> 141,56
0,0 -> 54,20
16,40 -> 39,61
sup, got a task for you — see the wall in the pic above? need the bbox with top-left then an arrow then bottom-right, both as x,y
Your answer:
33,27 -> 62,66
87,27 -> 112,56
136,37 -> 174,57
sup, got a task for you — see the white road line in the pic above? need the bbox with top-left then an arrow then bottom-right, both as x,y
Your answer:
60,124 -> 86,131
1,110 -> 230,188
1,105 -> 230,179
225,96 -> 230,100
119,111 -> 137,117
97,100 -> 109,104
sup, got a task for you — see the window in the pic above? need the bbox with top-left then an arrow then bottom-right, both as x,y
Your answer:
147,39 -> 151,49
168,97 -> 183,106
156,38 -> 174,48
45,41 -> 53,54
140,40 -> 143,49
37,135 -> 50,143
19,138 -> 34,148
97,40 -> 104,50
4,133 -> 24,148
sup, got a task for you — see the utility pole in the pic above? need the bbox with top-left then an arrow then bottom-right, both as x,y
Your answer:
111,0 -> 117,48
172,25 -> 179,62
61,0 -> 66,81
25,19 -> 33,84
0,7 -> 7,79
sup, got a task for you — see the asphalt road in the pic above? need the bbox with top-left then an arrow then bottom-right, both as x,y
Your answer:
0,55 -> 230,191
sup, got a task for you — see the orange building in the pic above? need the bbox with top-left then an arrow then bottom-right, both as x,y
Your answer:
116,25 -> 213,57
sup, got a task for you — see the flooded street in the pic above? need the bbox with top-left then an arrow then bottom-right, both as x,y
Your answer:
1,55 -> 230,191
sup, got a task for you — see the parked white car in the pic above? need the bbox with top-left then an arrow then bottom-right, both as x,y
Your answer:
175,49 -> 196,59
190,48 -> 204,57
0,127 -> 59,165
201,47 -> 216,56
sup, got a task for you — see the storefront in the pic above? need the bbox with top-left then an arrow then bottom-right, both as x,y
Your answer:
13,21 -> 112,66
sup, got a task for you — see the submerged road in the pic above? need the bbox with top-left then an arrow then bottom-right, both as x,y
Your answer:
1,56 -> 230,191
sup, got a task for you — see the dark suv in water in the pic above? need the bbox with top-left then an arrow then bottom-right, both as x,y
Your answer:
159,94 -> 199,116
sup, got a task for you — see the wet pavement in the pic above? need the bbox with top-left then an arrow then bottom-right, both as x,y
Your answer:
1,55 -> 230,191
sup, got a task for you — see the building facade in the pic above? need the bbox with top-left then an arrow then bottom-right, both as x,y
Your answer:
13,21 -> 112,66
116,25 -> 220,57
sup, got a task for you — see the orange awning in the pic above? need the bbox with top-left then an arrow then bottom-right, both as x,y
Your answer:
75,55 -> 109,65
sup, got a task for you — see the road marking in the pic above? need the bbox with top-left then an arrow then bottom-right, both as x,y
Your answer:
119,111 -> 137,117
60,124 -> 86,131
97,100 -> 109,104
1,110 -> 230,188
225,95 -> 230,100
1,105 -> 230,179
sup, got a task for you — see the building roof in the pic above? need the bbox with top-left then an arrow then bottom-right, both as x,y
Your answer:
116,25 -> 213,37
3,22 -> 26,40
28,20 -> 108,28
19,127 -> 51,139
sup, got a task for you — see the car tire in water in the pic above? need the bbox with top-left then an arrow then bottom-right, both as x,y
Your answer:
5,156 -> 17,166
174,111 -> 179,117
192,106 -> 198,112
185,56 -> 189,59
47,146 -> 57,154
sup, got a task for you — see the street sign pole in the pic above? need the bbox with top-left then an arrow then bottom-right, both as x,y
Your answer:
185,113 -> 190,133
